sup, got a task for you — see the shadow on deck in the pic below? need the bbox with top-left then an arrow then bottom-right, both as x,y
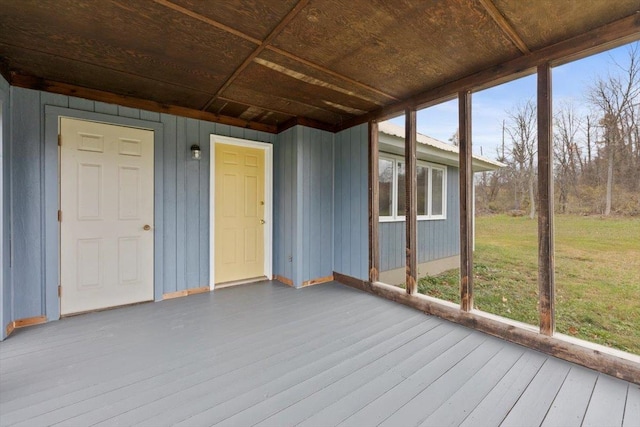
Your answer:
0,281 -> 637,426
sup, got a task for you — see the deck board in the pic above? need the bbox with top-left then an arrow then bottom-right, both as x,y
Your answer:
500,358 -> 571,427
420,345 -> 525,427
87,303 -> 414,426
623,384 -> 640,427
459,350 -> 547,426
582,374 -> 629,427
541,366 -> 598,427
0,280 -> 635,427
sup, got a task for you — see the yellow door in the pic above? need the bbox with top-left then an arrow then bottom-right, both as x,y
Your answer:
215,143 -> 265,284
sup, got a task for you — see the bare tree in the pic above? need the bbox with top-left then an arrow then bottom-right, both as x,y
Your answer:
505,100 -> 537,218
554,103 -> 582,213
448,128 -> 459,146
588,43 -> 640,215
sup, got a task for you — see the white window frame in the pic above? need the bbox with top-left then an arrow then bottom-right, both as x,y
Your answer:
379,153 -> 447,222
378,155 -> 396,221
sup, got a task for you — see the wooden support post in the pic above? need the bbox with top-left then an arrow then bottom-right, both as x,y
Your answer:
537,63 -> 555,336
369,120 -> 380,283
459,91 -> 474,312
405,109 -> 417,295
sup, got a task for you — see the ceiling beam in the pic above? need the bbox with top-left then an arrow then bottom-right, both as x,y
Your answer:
151,0 -> 261,44
153,0 -> 398,104
201,0 -> 310,111
478,0 -> 530,54
10,73 -> 278,133
221,87 -> 348,122
217,96 -> 305,119
337,13 -> 640,132
267,46 -> 400,101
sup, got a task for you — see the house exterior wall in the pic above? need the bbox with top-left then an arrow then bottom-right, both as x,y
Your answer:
379,166 -> 460,272
1,85 -> 450,336
0,75 -> 10,339
273,125 -> 334,287
273,126 -> 297,284
4,87 -> 276,330
300,126 -> 334,284
333,124 -> 368,281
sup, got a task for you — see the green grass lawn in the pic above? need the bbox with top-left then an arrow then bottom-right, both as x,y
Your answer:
416,214 -> 640,354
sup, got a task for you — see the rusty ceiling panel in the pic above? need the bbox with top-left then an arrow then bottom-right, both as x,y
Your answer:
226,55 -> 379,117
208,99 -> 252,117
221,84 -> 347,125
0,1 -> 637,131
270,0 -> 522,98
168,0 -> 299,41
1,46 -> 211,109
0,0 -> 257,95
258,49 -> 392,106
493,0 -> 640,51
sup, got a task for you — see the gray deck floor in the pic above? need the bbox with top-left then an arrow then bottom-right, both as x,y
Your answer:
0,281 -> 637,427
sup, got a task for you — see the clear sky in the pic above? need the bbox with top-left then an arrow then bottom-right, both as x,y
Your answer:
389,41 -> 638,160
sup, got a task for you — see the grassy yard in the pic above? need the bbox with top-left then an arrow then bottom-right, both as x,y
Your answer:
416,214 -> 640,354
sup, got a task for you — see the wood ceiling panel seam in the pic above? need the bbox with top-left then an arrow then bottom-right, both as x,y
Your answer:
267,45 -> 400,101
151,0 -> 399,104
219,88 -> 348,122
0,41 -> 219,99
152,0 -> 262,45
250,57 -> 382,106
201,0 -> 311,111
216,96 -> 313,120
478,0 -> 530,54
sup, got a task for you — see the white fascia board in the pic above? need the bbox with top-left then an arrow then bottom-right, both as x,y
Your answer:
378,131 -> 504,172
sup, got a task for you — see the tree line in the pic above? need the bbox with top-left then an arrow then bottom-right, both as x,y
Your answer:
475,43 -> 639,217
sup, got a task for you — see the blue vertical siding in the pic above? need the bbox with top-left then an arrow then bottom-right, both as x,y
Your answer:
333,124 -> 368,281
273,125 -> 334,287
300,127 -> 334,283
379,166 -> 460,272
11,88 -> 43,320
0,75 -> 11,339
162,113 -> 178,294
273,126 -> 296,282
6,87 -> 275,325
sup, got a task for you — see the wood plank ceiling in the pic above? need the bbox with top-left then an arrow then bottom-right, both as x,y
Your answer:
1,0 -> 638,133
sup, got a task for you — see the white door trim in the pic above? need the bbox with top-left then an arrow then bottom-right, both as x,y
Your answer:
209,135 -> 273,289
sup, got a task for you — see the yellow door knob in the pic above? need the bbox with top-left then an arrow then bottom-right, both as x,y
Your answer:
143,224 -> 151,231
260,219 -> 266,225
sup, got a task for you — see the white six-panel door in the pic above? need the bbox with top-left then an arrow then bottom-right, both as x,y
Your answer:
60,118 -> 154,315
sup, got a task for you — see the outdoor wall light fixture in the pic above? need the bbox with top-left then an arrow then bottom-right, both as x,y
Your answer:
191,144 -> 201,160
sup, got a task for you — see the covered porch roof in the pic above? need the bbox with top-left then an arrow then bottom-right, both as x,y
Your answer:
1,281 -> 637,426
1,1 -> 638,133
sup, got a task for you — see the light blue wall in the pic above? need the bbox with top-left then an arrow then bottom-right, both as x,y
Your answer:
2,84 -> 464,335
273,126 -> 297,283
273,125 -> 334,287
6,87 -> 275,325
379,167 -> 460,272
300,126 -> 334,283
0,75 -> 10,339
333,124 -> 368,281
